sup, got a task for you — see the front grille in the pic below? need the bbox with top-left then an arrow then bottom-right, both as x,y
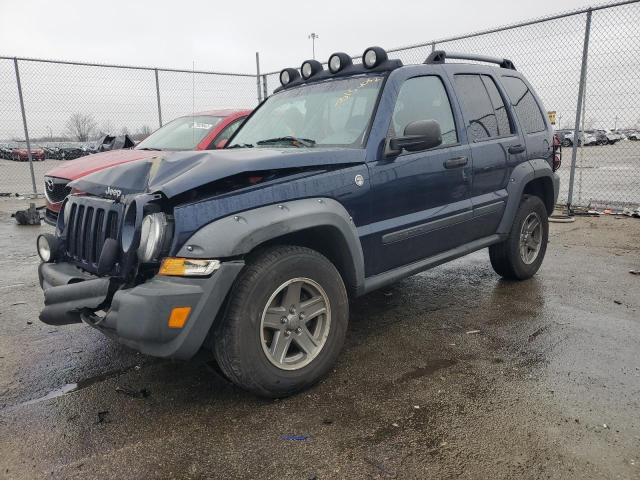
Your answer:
64,196 -> 124,273
44,176 -> 72,204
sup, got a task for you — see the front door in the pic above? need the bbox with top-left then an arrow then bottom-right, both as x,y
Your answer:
363,73 -> 472,276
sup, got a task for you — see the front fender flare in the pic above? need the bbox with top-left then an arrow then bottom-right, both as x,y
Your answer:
176,198 -> 365,295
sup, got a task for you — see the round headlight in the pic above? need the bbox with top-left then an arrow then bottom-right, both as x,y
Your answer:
300,60 -> 323,79
328,52 -> 352,74
37,233 -> 58,262
137,213 -> 169,262
301,62 -> 312,79
279,68 -> 301,87
363,46 -> 388,69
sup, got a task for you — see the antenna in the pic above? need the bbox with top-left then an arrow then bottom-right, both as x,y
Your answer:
308,33 -> 319,59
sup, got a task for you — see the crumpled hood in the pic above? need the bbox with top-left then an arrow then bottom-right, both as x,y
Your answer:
46,149 -> 161,181
69,148 -> 366,199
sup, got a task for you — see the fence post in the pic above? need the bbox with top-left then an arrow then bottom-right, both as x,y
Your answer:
255,52 -> 263,104
262,74 -> 268,100
13,58 -> 38,196
154,68 -> 163,128
431,42 -> 436,52
567,9 -> 592,211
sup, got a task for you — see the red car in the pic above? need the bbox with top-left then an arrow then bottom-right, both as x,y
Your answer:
12,147 -> 45,161
43,109 -> 250,225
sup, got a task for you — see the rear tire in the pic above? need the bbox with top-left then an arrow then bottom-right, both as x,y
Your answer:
213,245 -> 349,398
489,195 -> 548,280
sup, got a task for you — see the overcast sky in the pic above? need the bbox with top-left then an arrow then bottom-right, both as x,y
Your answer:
1,0 -> 598,74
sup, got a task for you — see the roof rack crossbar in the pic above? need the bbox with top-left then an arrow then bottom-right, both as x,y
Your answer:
425,50 -> 516,70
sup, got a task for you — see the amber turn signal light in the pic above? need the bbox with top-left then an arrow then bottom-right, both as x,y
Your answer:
168,306 -> 191,329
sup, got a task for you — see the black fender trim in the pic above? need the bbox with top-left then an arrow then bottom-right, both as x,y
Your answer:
176,198 -> 366,295
497,160 -> 559,234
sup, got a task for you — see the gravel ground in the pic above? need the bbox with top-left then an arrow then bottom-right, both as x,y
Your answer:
0,205 -> 638,480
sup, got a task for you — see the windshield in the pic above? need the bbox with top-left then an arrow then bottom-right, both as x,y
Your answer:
229,75 -> 384,148
136,115 -> 223,150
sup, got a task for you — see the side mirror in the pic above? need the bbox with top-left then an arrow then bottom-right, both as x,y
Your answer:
388,119 -> 442,154
216,139 -> 228,149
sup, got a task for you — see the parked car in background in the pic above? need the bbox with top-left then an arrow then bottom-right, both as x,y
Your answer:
561,130 -> 597,147
11,146 -> 45,161
0,143 -> 14,160
627,130 -> 640,141
43,109 -> 250,225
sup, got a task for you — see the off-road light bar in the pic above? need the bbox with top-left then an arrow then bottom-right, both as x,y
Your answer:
301,60 -> 323,79
280,68 -> 300,86
328,52 -> 352,73
363,46 -> 388,69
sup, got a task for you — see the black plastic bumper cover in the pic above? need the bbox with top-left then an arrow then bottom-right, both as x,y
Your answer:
38,261 -> 244,359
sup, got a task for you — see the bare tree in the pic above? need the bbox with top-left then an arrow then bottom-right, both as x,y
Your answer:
66,113 -> 97,142
132,125 -> 152,141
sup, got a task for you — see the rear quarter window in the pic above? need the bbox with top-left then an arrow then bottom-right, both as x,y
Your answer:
500,76 -> 546,134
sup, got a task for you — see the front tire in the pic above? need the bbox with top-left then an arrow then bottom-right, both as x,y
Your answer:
213,245 -> 349,398
489,195 -> 549,280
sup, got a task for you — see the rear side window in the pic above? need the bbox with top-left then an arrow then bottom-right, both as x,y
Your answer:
501,76 -> 546,134
454,74 -> 512,141
391,76 -> 458,146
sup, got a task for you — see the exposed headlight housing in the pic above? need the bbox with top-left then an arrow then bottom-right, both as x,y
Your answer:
137,213 -> 171,263
280,68 -> 300,86
300,59 -> 323,79
328,52 -> 352,73
37,233 -> 59,263
363,46 -> 388,69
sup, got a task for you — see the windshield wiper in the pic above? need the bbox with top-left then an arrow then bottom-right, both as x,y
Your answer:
227,143 -> 254,149
137,147 -> 162,151
256,136 -> 316,147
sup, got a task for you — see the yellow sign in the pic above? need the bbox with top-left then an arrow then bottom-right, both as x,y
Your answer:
547,111 -> 557,125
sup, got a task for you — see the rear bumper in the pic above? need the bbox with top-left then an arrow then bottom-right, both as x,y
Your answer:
38,260 -> 244,360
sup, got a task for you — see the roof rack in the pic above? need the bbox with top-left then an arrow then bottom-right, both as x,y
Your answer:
425,50 -> 516,70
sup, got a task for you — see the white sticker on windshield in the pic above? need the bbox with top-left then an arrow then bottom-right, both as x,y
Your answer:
192,122 -> 213,129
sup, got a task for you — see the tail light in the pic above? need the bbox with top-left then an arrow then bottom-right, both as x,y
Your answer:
552,134 -> 562,172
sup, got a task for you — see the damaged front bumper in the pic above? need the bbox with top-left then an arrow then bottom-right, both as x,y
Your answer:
38,261 -> 244,359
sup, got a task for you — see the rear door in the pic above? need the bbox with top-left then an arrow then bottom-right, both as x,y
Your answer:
499,75 -> 552,163
447,67 -> 524,239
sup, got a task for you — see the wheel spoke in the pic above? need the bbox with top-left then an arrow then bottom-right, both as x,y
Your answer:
270,330 -> 292,363
299,295 -> 327,322
263,306 -> 286,329
282,281 -> 302,308
294,327 -> 319,355
528,216 -> 540,233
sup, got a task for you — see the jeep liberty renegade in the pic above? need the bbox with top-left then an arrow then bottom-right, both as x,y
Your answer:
37,48 -> 560,397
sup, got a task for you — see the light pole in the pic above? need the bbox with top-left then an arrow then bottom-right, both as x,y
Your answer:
308,33 -> 319,59
614,116 -> 619,131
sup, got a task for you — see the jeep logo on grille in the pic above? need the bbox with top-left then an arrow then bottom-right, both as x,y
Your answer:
45,178 -> 55,192
105,186 -> 122,199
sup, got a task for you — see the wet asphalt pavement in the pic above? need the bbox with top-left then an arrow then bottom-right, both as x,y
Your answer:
0,203 -> 638,480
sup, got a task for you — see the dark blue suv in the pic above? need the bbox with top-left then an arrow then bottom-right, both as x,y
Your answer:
36,48 -> 560,397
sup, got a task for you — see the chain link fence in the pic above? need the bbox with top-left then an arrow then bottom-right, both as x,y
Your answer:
2,0 -> 639,209
0,58 -> 258,196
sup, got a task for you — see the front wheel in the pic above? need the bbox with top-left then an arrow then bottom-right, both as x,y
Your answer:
489,195 -> 549,280
213,245 -> 349,397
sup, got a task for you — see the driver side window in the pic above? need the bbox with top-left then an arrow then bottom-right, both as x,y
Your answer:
391,76 -> 457,146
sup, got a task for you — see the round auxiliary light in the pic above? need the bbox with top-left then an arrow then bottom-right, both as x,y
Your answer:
37,233 -> 58,263
363,46 -> 388,69
300,59 -> 323,79
328,52 -> 352,74
279,68 -> 300,87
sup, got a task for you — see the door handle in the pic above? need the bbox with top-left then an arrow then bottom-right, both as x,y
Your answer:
444,156 -> 468,169
508,144 -> 525,154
